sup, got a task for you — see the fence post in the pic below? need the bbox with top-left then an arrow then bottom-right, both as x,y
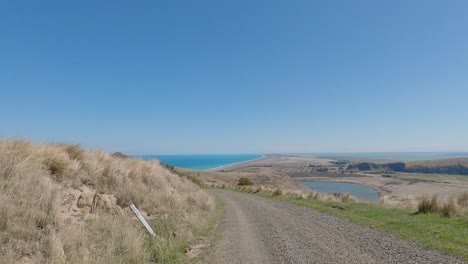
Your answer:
130,203 -> 156,237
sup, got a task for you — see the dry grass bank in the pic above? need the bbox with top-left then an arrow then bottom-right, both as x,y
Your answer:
230,184 -> 357,203
175,167 -> 358,204
175,167 -> 308,191
417,192 -> 468,217
0,139 -> 214,263
234,183 -> 468,217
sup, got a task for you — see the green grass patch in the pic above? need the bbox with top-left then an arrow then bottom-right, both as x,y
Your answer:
143,195 -> 224,264
186,194 -> 224,263
144,218 -> 189,263
261,194 -> 468,261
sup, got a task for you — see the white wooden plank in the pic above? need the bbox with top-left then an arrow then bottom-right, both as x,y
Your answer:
130,203 -> 156,237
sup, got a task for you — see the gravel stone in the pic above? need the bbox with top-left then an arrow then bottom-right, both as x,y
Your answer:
208,189 -> 466,264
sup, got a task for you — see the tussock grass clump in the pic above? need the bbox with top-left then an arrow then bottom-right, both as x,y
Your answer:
339,193 -> 354,203
306,191 -> 320,200
441,199 -> 458,217
457,192 -> 468,207
254,186 -> 264,193
272,189 -> 283,196
231,183 -> 358,204
417,194 -> 467,217
418,195 -> 440,214
172,169 -> 204,187
0,139 -> 214,263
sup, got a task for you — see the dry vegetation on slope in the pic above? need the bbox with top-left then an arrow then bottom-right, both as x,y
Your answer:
175,167 -> 308,191
0,139 -> 214,263
175,167 -> 357,203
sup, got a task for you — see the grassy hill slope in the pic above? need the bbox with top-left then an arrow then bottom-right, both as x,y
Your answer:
0,139 -> 214,264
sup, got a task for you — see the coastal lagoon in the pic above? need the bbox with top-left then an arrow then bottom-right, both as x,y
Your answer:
301,181 -> 380,202
140,154 -> 263,170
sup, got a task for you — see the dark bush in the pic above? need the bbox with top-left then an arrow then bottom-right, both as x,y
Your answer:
238,177 -> 253,186
112,152 -> 128,159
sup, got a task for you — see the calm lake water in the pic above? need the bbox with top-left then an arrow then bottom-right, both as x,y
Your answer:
139,154 -> 263,170
301,181 -> 380,202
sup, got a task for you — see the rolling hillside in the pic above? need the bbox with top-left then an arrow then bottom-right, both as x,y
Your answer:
0,139 -> 213,263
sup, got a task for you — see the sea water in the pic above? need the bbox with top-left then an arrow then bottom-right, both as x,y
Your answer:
139,154 -> 263,170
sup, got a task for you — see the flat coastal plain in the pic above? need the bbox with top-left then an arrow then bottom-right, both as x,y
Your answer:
215,155 -> 468,206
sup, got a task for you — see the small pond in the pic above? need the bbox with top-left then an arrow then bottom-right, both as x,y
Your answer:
300,181 -> 380,202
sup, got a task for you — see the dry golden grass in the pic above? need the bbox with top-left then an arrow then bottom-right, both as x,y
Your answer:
418,195 -> 440,214
457,192 -> 468,207
440,199 -> 458,217
231,184 -> 357,204
339,193 -> 353,203
417,193 -> 468,217
0,139 -> 214,263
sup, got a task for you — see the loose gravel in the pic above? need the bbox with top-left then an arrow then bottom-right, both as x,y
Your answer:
208,189 -> 465,264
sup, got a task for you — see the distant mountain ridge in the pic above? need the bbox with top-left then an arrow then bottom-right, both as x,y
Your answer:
347,158 -> 468,175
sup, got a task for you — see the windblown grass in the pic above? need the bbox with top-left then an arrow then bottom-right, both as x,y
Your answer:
232,184 -> 357,203
0,139 -> 214,263
418,193 -> 468,217
418,195 -> 440,214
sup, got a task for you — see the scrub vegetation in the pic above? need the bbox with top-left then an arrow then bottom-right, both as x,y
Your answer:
0,139 -> 214,264
237,177 -> 253,186
418,193 -> 468,217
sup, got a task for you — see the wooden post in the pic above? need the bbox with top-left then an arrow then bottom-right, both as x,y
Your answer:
130,203 -> 156,237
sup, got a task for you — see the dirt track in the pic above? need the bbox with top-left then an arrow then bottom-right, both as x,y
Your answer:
208,189 -> 465,264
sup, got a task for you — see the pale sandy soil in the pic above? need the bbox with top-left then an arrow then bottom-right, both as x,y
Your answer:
215,155 -> 333,171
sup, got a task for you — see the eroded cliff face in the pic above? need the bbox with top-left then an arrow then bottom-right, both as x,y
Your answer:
347,158 -> 468,175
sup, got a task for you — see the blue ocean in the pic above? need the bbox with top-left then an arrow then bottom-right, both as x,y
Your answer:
139,154 -> 263,170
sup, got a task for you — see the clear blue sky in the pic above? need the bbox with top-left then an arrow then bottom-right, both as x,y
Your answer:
1,1 -> 467,154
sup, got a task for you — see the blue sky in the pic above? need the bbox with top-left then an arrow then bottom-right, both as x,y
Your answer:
1,1 -> 467,154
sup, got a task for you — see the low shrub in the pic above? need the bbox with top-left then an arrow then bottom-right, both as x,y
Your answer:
238,177 -> 253,186
111,151 -> 128,159
160,162 -> 175,172
272,189 -> 283,196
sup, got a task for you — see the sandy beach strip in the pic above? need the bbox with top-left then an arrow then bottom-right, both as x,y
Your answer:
206,155 -> 266,171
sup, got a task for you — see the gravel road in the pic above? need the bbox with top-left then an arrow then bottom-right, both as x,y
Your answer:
208,189 -> 465,264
